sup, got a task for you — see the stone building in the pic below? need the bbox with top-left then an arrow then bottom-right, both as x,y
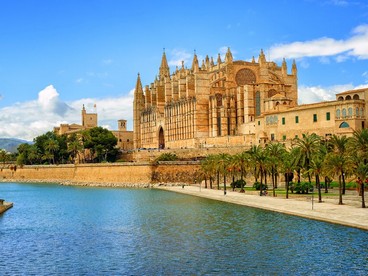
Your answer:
54,105 -> 98,135
54,106 -> 134,151
133,49 -> 367,149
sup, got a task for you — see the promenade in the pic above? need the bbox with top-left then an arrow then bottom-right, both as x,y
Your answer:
158,185 -> 368,231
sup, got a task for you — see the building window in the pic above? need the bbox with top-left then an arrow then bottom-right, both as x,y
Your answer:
258,121 -> 260,126
339,122 -> 350,128
255,91 -> 261,116
295,116 -> 299,123
326,112 -> 330,121
342,108 -> 346,118
348,107 -> 353,117
282,135 -> 286,141
271,134 -> 275,141
295,135 -> 298,139
336,109 -> 340,118
313,114 -> 317,122
282,117 -> 285,125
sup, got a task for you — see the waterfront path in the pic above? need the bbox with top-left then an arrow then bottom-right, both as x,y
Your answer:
157,185 -> 368,231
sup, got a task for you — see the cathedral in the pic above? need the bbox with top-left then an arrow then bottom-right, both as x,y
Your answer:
133,48 -> 367,149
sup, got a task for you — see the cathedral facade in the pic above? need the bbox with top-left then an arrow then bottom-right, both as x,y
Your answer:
133,49 -> 367,150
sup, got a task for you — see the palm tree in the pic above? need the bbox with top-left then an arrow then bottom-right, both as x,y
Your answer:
44,139 -> 59,164
328,135 -> 350,194
324,152 -> 352,205
247,145 -> 262,183
354,162 -> 368,208
282,148 -> 297,199
309,155 -> 324,203
293,133 -> 321,184
266,142 -> 285,196
231,151 -> 249,192
216,153 -> 231,195
248,146 -> 268,196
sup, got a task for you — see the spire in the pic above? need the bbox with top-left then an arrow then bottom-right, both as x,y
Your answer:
258,49 -> 266,66
159,49 -> 170,79
205,55 -> 210,69
191,51 -> 199,72
210,56 -> 214,67
282,58 -> 287,76
292,59 -> 297,75
134,73 -> 144,98
252,56 -> 255,63
217,53 -> 222,65
225,47 -> 233,63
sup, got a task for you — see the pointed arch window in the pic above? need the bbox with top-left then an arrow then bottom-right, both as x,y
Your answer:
255,91 -> 261,116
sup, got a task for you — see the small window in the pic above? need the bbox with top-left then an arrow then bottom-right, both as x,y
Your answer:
282,117 -> 285,125
258,121 -> 260,126
336,109 -> 340,118
282,135 -> 286,141
271,134 -> 275,141
326,112 -> 330,121
342,109 -> 346,118
295,135 -> 298,138
313,114 -> 317,122
295,116 -> 299,123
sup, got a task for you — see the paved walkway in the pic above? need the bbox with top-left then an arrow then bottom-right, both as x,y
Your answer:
157,185 -> 368,231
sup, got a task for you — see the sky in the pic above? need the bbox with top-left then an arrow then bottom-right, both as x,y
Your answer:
0,0 -> 367,141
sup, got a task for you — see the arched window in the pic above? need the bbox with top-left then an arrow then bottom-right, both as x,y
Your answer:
336,109 -> 340,118
346,95 -> 351,100
342,108 -> 346,118
353,94 -> 360,100
338,96 -> 344,101
339,122 -> 350,128
356,107 -> 360,117
348,107 -> 353,117
255,91 -> 261,116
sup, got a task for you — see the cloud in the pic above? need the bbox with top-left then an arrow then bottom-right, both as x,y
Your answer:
269,24 -> 368,61
167,49 -> 192,67
298,83 -> 362,104
363,71 -> 368,83
102,59 -> 113,65
0,85 -> 134,141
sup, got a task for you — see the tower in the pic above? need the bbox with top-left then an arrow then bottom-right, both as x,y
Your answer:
133,73 -> 144,148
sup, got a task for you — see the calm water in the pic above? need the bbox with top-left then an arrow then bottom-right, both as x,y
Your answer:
0,183 -> 367,275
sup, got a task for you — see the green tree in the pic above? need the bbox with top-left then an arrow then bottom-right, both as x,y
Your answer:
231,151 -> 249,192
281,148 -> 296,199
83,127 -> 118,162
328,135 -> 350,194
216,153 -> 231,195
45,139 -> 59,164
266,142 -> 285,196
293,133 -> 321,184
354,162 -> 368,208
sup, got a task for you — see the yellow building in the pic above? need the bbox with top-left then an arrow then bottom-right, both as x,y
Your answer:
133,49 -> 367,149
54,105 -> 134,151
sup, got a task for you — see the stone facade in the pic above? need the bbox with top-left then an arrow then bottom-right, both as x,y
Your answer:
133,49 -> 367,149
54,106 -> 134,151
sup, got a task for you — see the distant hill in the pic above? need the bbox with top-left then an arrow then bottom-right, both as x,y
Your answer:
0,138 -> 32,153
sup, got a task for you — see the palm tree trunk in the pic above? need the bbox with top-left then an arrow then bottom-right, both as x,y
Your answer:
259,170 -> 263,196
223,175 -> 227,195
342,171 -> 346,195
286,179 -> 289,199
338,174 -> 343,205
217,171 -> 220,190
204,177 -> 208,189
316,175 -> 321,202
324,176 -> 329,193
210,177 -> 213,189
272,168 -> 276,197
361,181 -> 366,208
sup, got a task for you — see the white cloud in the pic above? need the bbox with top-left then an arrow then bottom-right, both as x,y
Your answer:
363,71 -> 368,83
167,49 -> 192,67
0,85 -> 134,141
269,24 -> 368,61
298,83 -> 363,104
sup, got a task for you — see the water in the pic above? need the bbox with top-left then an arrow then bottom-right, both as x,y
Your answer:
1,182 -> 367,275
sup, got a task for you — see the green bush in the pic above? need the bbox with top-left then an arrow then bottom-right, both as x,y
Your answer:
253,182 -> 268,190
294,182 -> 313,194
155,153 -> 178,162
231,179 -> 246,189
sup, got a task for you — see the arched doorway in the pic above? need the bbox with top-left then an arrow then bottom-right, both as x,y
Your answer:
158,127 -> 165,149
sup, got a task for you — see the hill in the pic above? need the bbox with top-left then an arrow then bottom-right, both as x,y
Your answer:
0,138 -> 31,153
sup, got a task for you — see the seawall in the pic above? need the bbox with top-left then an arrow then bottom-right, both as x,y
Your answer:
0,162 -> 201,186
0,202 -> 13,214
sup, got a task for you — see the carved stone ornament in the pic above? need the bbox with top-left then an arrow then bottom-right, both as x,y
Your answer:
235,68 -> 256,86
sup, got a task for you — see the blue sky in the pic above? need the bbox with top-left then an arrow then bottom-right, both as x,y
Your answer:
0,0 -> 367,140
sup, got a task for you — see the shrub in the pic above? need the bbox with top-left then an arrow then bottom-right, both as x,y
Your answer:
155,153 -> 178,162
253,182 -> 268,190
294,182 -> 313,194
231,179 -> 246,189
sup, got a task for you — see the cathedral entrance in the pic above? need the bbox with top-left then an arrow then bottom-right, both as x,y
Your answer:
158,127 -> 165,149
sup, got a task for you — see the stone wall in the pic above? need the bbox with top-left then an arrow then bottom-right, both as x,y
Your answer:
0,162 -> 201,185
